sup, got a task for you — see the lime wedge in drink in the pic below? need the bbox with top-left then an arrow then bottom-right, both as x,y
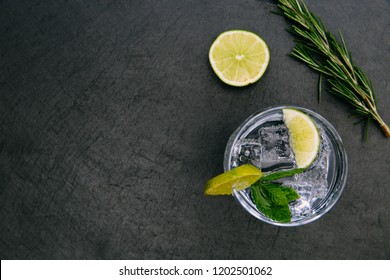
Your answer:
283,108 -> 320,168
204,164 -> 263,195
209,30 -> 270,87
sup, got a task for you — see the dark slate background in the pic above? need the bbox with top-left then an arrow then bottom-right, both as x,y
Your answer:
1,0 -> 389,259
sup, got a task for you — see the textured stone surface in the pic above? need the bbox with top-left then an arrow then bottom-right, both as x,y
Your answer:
0,0 -> 389,259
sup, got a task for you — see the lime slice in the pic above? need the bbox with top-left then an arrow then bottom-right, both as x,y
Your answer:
283,108 -> 320,168
209,30 -> 270,87
204,164 -> 263,195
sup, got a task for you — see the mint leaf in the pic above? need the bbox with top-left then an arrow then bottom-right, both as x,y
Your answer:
250,183 -> 300,223
251,184 -> 271,209
266,205 -> 291,223
280,186 -> 300,201
261,168 -> 305,182
261,183 -> 289,205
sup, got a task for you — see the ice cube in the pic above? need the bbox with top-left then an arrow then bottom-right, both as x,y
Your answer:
231,139 -> 262,169
290,199 -> 311,216
258,124 -> 294,170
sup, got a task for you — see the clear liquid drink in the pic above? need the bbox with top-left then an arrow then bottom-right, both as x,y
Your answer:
224,106 -> 347,226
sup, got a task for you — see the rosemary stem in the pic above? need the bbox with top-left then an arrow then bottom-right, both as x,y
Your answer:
380,123 -> 390,138
352,84 -> 390,138
371,108 -> 390,138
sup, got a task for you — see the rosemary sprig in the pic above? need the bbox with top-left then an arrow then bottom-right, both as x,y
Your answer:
275,0 -> 390,138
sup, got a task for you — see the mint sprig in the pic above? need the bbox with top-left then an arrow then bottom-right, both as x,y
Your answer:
250,168 -> 302,223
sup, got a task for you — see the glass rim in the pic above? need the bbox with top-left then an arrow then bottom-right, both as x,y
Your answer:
223,105 -> 348,227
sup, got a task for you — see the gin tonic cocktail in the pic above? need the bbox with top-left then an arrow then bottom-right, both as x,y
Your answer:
224,106 -> 347,226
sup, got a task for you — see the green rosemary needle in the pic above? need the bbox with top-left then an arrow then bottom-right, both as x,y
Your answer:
276,0 -> 390,138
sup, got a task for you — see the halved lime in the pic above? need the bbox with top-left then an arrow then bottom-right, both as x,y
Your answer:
283,108 -> 320,168
209,30 -> 270,87
204,164 -> 263,195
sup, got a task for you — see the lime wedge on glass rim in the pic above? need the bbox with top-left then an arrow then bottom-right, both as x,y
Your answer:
204,164 -> 263,195
209,30 -> 270,87
283,108 -> 321,168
